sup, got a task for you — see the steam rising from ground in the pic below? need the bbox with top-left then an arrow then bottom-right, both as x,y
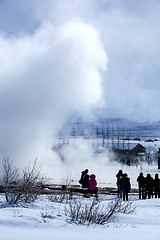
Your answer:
1,0 -> 159,182
0,20 -> 108,175
48,139 -> 158,188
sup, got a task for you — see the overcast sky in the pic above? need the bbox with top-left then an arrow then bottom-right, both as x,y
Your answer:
0,0 -> 160,163
0,0 -> 160,122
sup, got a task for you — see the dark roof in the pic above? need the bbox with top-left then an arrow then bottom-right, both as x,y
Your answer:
131,144 -> 146,154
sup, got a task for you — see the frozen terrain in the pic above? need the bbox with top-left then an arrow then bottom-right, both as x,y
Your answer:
0,192 -> 160,240
0,159 -> 160,240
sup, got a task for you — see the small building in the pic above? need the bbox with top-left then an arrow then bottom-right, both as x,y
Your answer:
130,143 -> 146,155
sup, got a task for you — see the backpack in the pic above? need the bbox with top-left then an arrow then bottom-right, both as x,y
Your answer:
79,178 -> 82,184
158,179 -> 160,190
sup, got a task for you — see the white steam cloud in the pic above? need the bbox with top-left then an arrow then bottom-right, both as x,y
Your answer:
1,0 -> 159,184
0,20 -> 108,173
1,0 -> 160,122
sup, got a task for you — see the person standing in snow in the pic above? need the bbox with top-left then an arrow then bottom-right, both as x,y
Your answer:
153,173 -> 160,198
81,169 -> 89,197
144,173 -> 153,199
137,172 -> 145,199
116,170 -> 123,198
88,174 -> 98,197
120,173 -> 131,201
79,169 -> 88,184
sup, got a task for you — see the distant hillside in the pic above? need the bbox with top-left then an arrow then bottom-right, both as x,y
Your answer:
61,115 -> 160,140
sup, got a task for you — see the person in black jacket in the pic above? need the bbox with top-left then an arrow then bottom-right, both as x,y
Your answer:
137,172 -> 145,199
79,169 -> 88,184
153,173 -> 160,198
120,173 -> 131,201
144,173 -> 153,199
81,169 -> 89,197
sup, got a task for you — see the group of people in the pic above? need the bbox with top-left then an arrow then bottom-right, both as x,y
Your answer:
79,169 -> 98,197
79,168 -> 160,201
137,172 -> 160,199
116,170 -> 131,201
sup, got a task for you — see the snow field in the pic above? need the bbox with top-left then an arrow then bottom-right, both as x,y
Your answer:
0,193 -> 160,240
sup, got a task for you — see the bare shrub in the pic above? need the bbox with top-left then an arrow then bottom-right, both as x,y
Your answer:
40,208 -> 55,223
65,199 -> 115,225
48,191 -> 72,204
118,200 -> 136,214
48,173 -> 74,203
65,198 -> 136,225
3,158 -> 46,205
104,198 -> 122,221
11,206 -> 22,216
2,158 -> 19,203
62,172 -> 74,189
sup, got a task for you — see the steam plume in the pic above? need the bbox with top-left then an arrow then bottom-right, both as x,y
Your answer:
0,20 -> 108,173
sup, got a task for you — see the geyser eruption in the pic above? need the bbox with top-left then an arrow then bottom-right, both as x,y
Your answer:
0,20 -> 108,179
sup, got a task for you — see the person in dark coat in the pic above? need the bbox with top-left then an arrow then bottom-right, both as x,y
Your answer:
153,173 -> 160,198
137,172 -> 145,199
120,173 -> 131,201
79,169 -> 88,184
81,169 -> 89,197
144,173 -> 153,199
116,170 -> 123,198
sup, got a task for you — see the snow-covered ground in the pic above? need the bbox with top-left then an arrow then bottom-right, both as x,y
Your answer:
0,154 -> 160,240
0,191 -> 160,240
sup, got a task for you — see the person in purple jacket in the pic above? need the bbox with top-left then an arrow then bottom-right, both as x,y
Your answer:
88,174 -> 98,197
